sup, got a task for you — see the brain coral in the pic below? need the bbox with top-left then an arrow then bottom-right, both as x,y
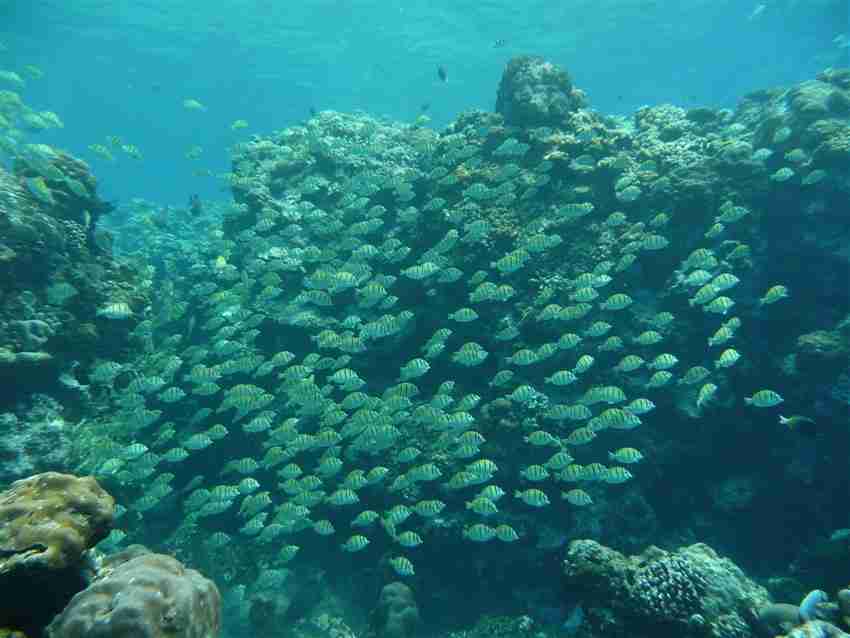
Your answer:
47,545 -> 221,638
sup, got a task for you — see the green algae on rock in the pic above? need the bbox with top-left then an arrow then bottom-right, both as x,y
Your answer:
0,472 -> 114,636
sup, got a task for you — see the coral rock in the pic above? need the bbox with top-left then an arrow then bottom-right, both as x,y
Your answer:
563,540 -> 771,637
9,319 -> 53,350
0,472 -> 114,635
796,328 -> 850,380
839,589 -> 850,626
0,397 -> 72,484
780,620 -> 850,638
47,546 -> 221,638
371,582 -> 420,638
245,567 -> 319,635
495,56 -> 586,128
756,603 -> 802,636
0,472 -> 113,574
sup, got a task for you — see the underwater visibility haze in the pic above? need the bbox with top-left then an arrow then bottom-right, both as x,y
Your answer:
0,1 -> 849,637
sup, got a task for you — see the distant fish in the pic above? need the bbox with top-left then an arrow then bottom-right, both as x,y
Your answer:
420,102 -> 431,112
830,529 -> 850,542
97,302 -> 133,320
437,65 -> 447,82
188,194 -> 203,215
779,414 -> 817,438
182,98 -> 206,112
748,3 -> 766,20
25,176 -> 55,205
493,39 -> 507,48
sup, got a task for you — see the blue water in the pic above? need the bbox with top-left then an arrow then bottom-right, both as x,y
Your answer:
1,0 -> 845,204
3,3 -> 850,636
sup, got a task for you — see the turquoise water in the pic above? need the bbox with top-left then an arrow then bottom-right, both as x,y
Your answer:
1,2 -> 850,637
1,1 -> 844,202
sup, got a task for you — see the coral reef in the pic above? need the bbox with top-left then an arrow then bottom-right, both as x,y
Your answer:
446,615 -> 536,638
0,472 -> 114,636
0,156 -> 149,392
291,613 -> 359,638
0,394 -> 72,485
52,58 -> 850,620
2,52 -> 848,638
47,545 -> 221,638
562,539 -> 771,637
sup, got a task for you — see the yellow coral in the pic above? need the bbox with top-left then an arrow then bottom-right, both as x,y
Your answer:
0,472 -> 114,573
